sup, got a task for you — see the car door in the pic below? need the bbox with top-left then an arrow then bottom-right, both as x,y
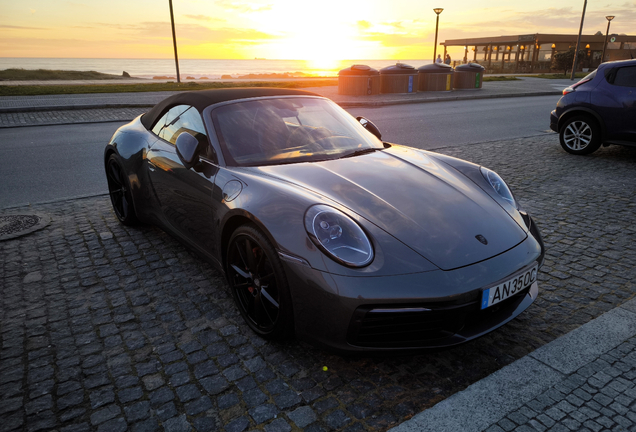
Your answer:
146,105 -> 221,260
595,65 -> 636,142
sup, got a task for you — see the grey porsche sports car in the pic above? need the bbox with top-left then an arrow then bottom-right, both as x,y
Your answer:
104,88 -> 544,353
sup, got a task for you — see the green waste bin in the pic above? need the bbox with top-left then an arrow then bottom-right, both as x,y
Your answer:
453,63 -> 485,89
338,65 -> 380,95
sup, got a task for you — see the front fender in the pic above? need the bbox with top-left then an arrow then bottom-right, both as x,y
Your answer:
217,167 -> 438,278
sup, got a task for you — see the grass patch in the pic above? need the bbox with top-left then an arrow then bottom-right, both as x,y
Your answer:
0,68 -> 128,81
482,76 -> 521,82
525,72 -> 588,79
0,79 -> 338,96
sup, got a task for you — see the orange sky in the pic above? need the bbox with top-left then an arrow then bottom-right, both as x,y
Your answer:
1,0 -> 634,60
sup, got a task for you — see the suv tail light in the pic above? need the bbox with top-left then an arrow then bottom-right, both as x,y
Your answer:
563,76 -> 594,95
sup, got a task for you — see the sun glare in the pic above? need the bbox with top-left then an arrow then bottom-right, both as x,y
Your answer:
307,58 -> 341,72
254,0 -> 371,64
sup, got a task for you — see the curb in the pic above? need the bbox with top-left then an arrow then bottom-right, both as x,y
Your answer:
337,91 -> 562,108
0,192 -> 110,210
0,103 -> 154,114
0,91 -> 563,114
0,119 -> 140,129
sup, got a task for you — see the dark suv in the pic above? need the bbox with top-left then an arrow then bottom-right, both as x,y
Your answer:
550,59 -> 636,155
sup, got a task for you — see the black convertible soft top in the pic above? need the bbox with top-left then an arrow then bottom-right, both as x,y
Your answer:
140,87 -> 320,130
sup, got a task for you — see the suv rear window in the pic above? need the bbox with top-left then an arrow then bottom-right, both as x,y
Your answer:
613,66 -> 636,87
579,70 -> 596,83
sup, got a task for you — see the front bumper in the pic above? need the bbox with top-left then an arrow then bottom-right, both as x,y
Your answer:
285,219 -> 544,353
550,110 -> 559,132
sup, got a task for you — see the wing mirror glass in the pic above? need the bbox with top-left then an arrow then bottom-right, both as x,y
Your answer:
175,132 -> 200,170
356,116 -> 382,140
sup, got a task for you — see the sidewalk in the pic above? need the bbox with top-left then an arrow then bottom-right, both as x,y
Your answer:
391,299 -> 636,432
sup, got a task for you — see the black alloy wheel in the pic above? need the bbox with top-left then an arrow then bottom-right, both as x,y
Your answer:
106,155 -> 139,225
559,115 -> 602,155
226,225 -> 293,340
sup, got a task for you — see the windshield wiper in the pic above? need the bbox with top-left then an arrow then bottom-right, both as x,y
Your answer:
341,147 -> 382,159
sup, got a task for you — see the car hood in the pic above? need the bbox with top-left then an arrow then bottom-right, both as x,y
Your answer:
254,146 -> 527,270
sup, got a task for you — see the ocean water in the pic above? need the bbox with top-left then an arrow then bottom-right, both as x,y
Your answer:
0,58 -> 429,79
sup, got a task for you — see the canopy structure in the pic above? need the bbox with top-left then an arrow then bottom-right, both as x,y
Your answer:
441,33 -> 636,73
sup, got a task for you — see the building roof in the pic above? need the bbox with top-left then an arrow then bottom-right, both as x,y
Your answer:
442,33 -> 636,47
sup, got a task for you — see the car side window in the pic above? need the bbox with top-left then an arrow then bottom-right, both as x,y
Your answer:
157,105 -> 208,148
160,105 -> 191,143
151,112 -> 169,136
613,66 -> 636,88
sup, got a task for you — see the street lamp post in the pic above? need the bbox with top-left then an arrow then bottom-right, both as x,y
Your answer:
169,0 -> 181,83
433,8 -> 444,63
570,0 -> 587,80
602,16 -> 615,63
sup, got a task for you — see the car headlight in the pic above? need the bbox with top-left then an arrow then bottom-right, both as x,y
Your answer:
304,205 -> 374,267
480,167 -> 517,207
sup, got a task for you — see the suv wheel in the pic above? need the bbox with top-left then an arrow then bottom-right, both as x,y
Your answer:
559,115 -> 602,155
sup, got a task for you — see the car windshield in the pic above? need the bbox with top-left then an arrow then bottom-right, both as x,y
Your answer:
211,97 -> 384,166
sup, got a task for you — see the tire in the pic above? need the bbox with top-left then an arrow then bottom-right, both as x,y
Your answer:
226,224 -> 294,340
105,154 -> 139,225
559,115 -> 602,155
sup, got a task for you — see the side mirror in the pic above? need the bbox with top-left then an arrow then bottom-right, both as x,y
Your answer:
356,116 -> 382,140
175,132 -> 200,170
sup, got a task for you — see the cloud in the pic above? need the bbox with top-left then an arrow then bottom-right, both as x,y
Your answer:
385,21 -> 405,30
184,14 -> 225,23
0,36 -> 122,50
449,5 -> 636,36
361,32 -> 425,48
92,21 -> 280,45
353,19 -> 427,48
94,22 -> 144,30
65,1 -> 88,8
0,24 -> 46,30
215,0 -> 273,13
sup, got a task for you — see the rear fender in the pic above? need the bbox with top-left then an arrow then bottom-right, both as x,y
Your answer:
104,115 -> 156,221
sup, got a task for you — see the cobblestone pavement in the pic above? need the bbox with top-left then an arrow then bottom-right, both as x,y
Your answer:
1,134 -> 636,432
0,108 -> 148,128
488,335 -> 636,432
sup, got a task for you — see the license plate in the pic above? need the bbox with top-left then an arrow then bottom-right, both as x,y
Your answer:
481,264 -> 538,309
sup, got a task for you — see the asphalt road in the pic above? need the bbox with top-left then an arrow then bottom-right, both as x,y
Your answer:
0,122 -> 116,209
0,95 -> 560,209
347,95 -> 560,150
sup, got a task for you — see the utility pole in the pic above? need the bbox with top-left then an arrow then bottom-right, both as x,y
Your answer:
433,8 -> 444,63
570,0 -> 587,80
602,16 -> 615,63
169,0 -> 181,83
